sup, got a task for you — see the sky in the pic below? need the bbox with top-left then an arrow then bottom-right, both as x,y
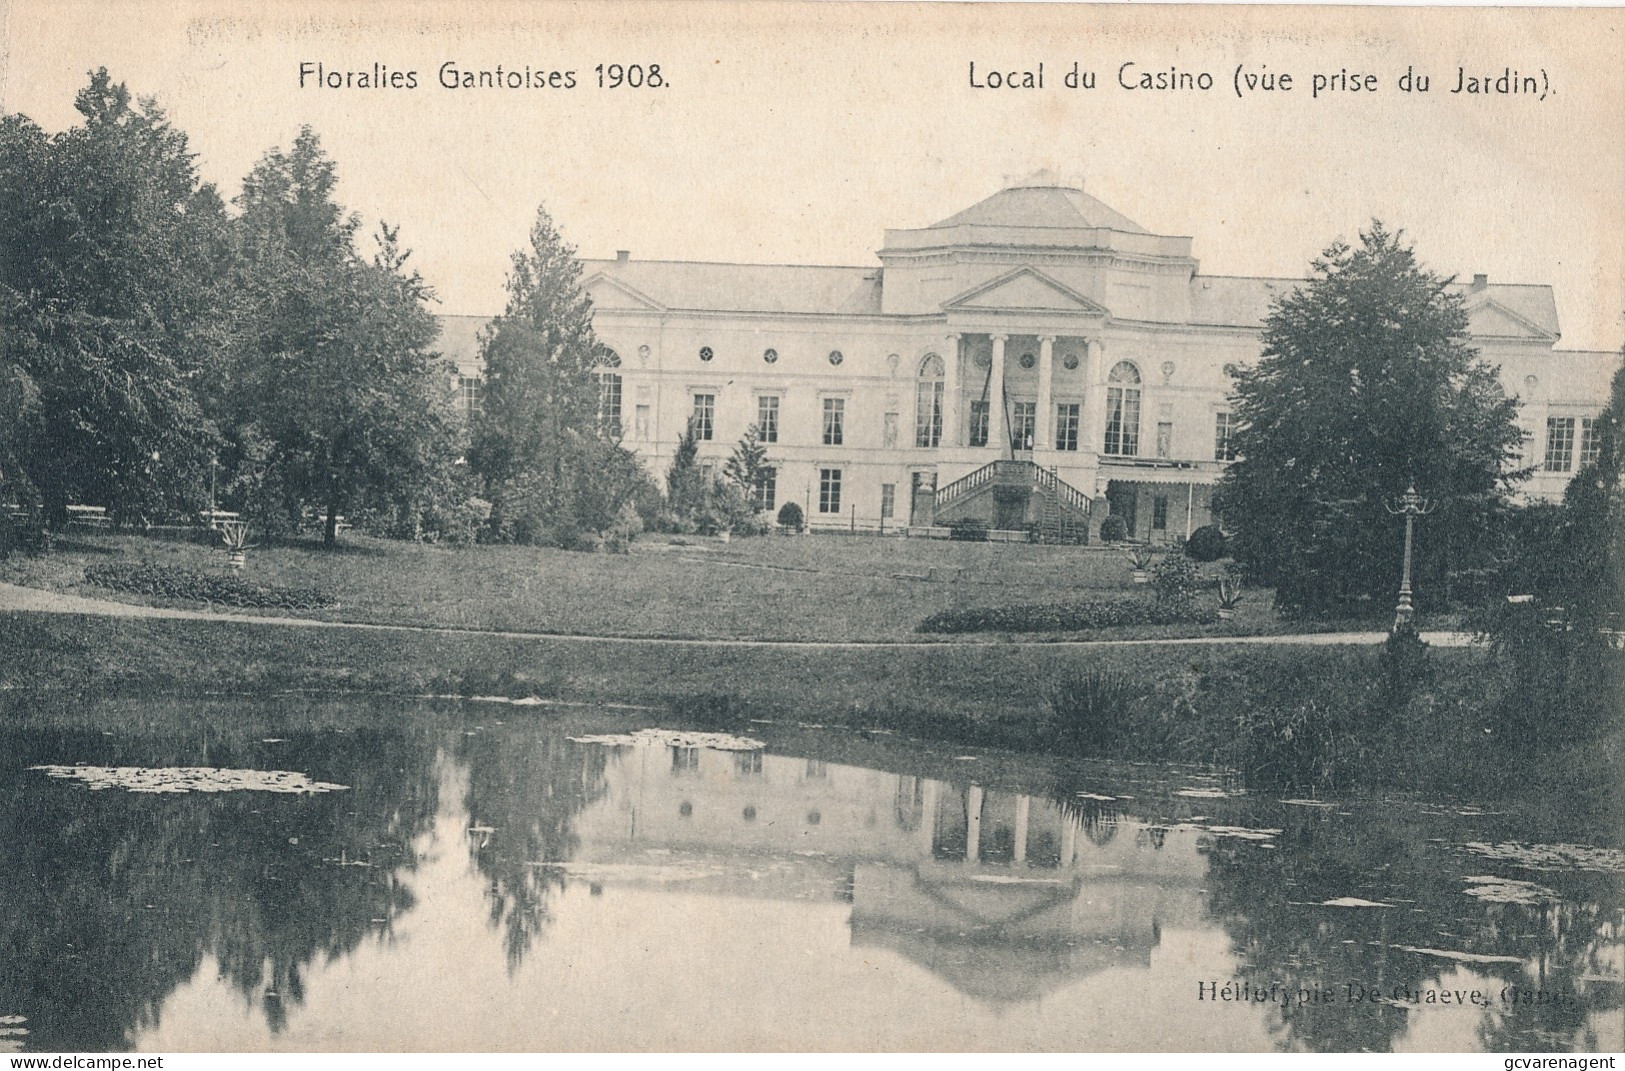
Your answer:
2,0 -> 1621,350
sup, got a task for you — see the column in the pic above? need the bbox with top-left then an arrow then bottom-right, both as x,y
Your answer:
1080,337 -> 1105,460
1059,812 -> 1078,869
1035,336 -> 1055,456
1012,795 -> 1030,865
965,784 -> 984,864
918,778 -> 940,858
988,335 -> 1007,452
942,334 -> 960,448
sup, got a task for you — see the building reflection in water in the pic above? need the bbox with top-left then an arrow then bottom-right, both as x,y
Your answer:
567,741 -> 1208,1005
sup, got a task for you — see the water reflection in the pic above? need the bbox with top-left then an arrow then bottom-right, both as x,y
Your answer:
0,698 -> 1616,1052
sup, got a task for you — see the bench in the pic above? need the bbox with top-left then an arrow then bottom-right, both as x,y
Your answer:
65,504 -> 110,529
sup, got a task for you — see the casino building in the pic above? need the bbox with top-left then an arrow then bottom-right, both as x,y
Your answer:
437,176 -> 1619,541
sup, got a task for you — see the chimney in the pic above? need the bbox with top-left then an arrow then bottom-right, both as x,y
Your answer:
1471,273 -> 1488,291
615,250 -> 630,264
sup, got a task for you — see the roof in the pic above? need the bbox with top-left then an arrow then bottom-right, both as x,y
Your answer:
1187,275 -> 1561,334
435,313 -> 488,369
581,259 -> 884,316
929,183 -> 1147,235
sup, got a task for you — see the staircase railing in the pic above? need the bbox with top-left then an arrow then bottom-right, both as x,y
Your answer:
936,460 -> 1093,520
934,463 -> 996,510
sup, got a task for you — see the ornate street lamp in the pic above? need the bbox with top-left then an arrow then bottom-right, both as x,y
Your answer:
1384,483 -> 1438,634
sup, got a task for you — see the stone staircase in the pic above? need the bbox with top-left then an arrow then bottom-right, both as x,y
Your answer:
933,460 -> 1092,541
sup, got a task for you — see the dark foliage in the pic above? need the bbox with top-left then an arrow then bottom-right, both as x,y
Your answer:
83,562 -> 336,610
1098,515 -> 1128,543
1221,222 -> 1525,616
1184,524 -> 1227,562
776,501 -> 804,532
1047,670 -> 1139,756
918,597 -> 1213,635
946,517 -> 989,542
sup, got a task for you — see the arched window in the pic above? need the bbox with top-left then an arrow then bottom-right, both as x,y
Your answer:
915,354 -> 944,448
593,347 -> 622,435
1103,361 -> 1141,456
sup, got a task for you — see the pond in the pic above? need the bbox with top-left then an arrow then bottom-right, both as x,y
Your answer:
0,695 -> 1618,1052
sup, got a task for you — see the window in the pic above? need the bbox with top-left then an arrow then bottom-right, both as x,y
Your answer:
828,350 -> 844,366
819,468 -> 842,514
1156,421 -> 1172,459
458,375 -> 483,415
757,396 -> 780,443
915,354 -> 944,447
735,751 -> 763,777
1012,402 -> 1037,451
633,404 -> 650,440
1152,495 -> 1169,531
883,412 -> 899,449
880,483 -> 895,520
754,467 -> 777,513
1056,403 -> 1080,451
1214,411 -> 1237,461
969,400 -> 990,447
691,394 -> 715,441
822,397 -> 845,446
593,348 -> 622,433
671,747 -> 699,775
597,374 -> 622,434
1545,416 -> 1576,472
1103,361 -> 1141,456
1579,418 -> 1603,468
698,346 -> 714,362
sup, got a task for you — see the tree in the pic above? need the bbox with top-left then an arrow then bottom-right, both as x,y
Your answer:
723,423 -> 771,510
0,70 -> 228,526
1220,222 -> 1526,616
226,129 -> 462,546
469,204 -> 655,547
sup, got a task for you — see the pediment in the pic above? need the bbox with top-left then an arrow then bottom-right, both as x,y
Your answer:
584,273 -> 666,312
1466,299 -> 1555,341
942,267 -> 1109,315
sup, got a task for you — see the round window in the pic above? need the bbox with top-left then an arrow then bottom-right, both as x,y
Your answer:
763,348 -> 778,364
1019,352 -> 1036,370
828,350 -> 844,366
1062,353 -> 1080,371
699,346 -> 714,362
974,352 -> 991,369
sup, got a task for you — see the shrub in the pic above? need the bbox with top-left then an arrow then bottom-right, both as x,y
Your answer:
1099,515 -> 1128,543
1153,555 -> 1203,611
1048,670 -> 1140,756
947,517 -> 988,542
83,563 -> 337,611
776,501 -> 804,532
1185,524 -> 1227,562
917,596 -> 1212,634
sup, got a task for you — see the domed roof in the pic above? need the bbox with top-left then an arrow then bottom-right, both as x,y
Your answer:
930,175 -> 1147,234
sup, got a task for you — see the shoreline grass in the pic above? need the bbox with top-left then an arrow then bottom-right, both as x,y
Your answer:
3,608 -> 1613,811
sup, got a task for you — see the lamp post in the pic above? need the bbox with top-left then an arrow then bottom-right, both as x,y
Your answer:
1384,483 -> 1438,635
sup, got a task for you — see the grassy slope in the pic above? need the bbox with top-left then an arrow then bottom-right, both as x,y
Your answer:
0,531 -> 1380,641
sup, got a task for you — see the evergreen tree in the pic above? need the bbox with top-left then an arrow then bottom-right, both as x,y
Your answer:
1220,222 -> 1526,615
468,204 -> 654,547
722,423 -> 771,507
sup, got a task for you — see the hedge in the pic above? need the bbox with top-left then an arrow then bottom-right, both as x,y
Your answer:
83,563 -> 338,611
918,597 -> 1213,634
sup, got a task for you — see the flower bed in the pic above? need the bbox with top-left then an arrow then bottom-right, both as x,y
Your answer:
83,563 -> 337,611
917,597 -> 1213,635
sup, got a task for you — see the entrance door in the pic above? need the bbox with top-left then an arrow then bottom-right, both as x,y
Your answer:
1105,482 -> 1138,538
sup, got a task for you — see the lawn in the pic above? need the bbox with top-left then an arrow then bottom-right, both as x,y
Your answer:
3,529 -> 1319,642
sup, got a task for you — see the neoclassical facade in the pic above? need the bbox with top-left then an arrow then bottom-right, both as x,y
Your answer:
439,178 -> 1619,539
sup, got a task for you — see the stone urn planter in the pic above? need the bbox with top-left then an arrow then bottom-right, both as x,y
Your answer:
1123,544 -> 1157,584
218,520 -> 253,571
